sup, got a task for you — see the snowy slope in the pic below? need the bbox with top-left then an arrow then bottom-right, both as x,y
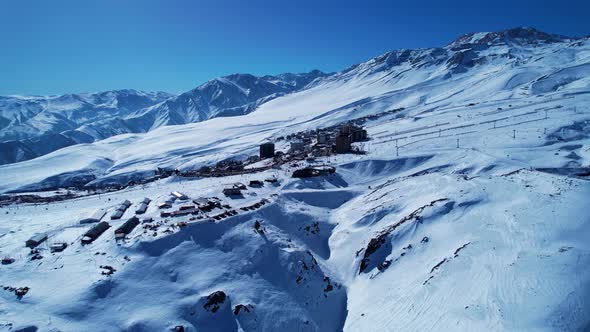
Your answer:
1,27 -> 590,331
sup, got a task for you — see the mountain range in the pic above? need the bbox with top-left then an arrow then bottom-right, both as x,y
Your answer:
0,71 -> 328,164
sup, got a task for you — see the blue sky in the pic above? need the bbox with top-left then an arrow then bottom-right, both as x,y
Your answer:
1,0 -> 588,95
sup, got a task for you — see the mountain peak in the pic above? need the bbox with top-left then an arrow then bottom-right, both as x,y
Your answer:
447,27 -> 571,48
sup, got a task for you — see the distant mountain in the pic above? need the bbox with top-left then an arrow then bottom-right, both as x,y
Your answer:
0,71 -> 328,165
126,70 -> 329,130
447,27 -> 571,48
0,90 -> 173,165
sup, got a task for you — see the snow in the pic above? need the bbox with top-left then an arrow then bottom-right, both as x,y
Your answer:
1,28 -> 590,331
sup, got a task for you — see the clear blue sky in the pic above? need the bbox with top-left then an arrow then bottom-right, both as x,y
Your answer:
1,0 -> 588,95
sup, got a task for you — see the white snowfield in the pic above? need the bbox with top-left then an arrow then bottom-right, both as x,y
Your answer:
0,27 -> 590,331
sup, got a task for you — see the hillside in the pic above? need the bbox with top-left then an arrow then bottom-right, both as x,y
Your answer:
0,27 -> 589,331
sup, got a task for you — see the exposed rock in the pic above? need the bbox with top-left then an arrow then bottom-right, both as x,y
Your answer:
359,199 -> 448,273
233,304 -> 253,315
203,291 -> 226,313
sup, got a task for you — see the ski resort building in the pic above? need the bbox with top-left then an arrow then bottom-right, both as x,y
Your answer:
115,216 -> 140,239
136,198 -> 151,214
223,188 -> 242,196
50,242 -> 67,253
259,142 -> 275,159
193,198 -> 217,211
81,221 -> 110,244
135,203 -> 148,214
290,141 -> 305,153
111,209 -> 124,220
80,209 -> 106,224
157,202 -> 172,209
26,233 -> 48,248
171,191 -> 188,200
249,180 -> 263,187
317,132 -> 328,144
335,134 -> 352,153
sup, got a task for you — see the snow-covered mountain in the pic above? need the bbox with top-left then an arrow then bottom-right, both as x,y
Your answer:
1,27 -> 590,331
126,70 -> 329,130
0,90 -> 173,164
0,71 -> 327,165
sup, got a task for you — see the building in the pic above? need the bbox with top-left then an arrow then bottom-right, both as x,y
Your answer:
26,233 -> 48,248
340,124 -> 352,135
158,202 -> 172,209
50,242 -> 67,253
292,166 -> 336,178
81,221 -> 110,244
136,198 -> 151,214
115,216 -> 140,239
111,209 -> 124,220
223,188 -> 242,196
290,141 -> 305,153
135,202 -> 148,214
249,180 -> 264,187
171,191 -> 189,200
350,127 -> 368,142
317,132 -> 328,144
179,204 -> 195,211
114,199 -> 131,215
172,208 -> 197,217
259,142 -> 275,159
80,209 -> 106,224
193,198 -> 216,211
312,145 -> 331,157
335,134 -> 352,153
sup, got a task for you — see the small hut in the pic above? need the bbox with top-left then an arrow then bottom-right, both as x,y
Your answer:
50,242 -> 68,253
249,180 -> 264,187
26,233 -> 48,248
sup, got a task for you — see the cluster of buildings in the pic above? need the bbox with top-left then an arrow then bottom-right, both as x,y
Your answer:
21,196 -> 151,253
222,178 -> 276,197
258,123 -> 369,162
